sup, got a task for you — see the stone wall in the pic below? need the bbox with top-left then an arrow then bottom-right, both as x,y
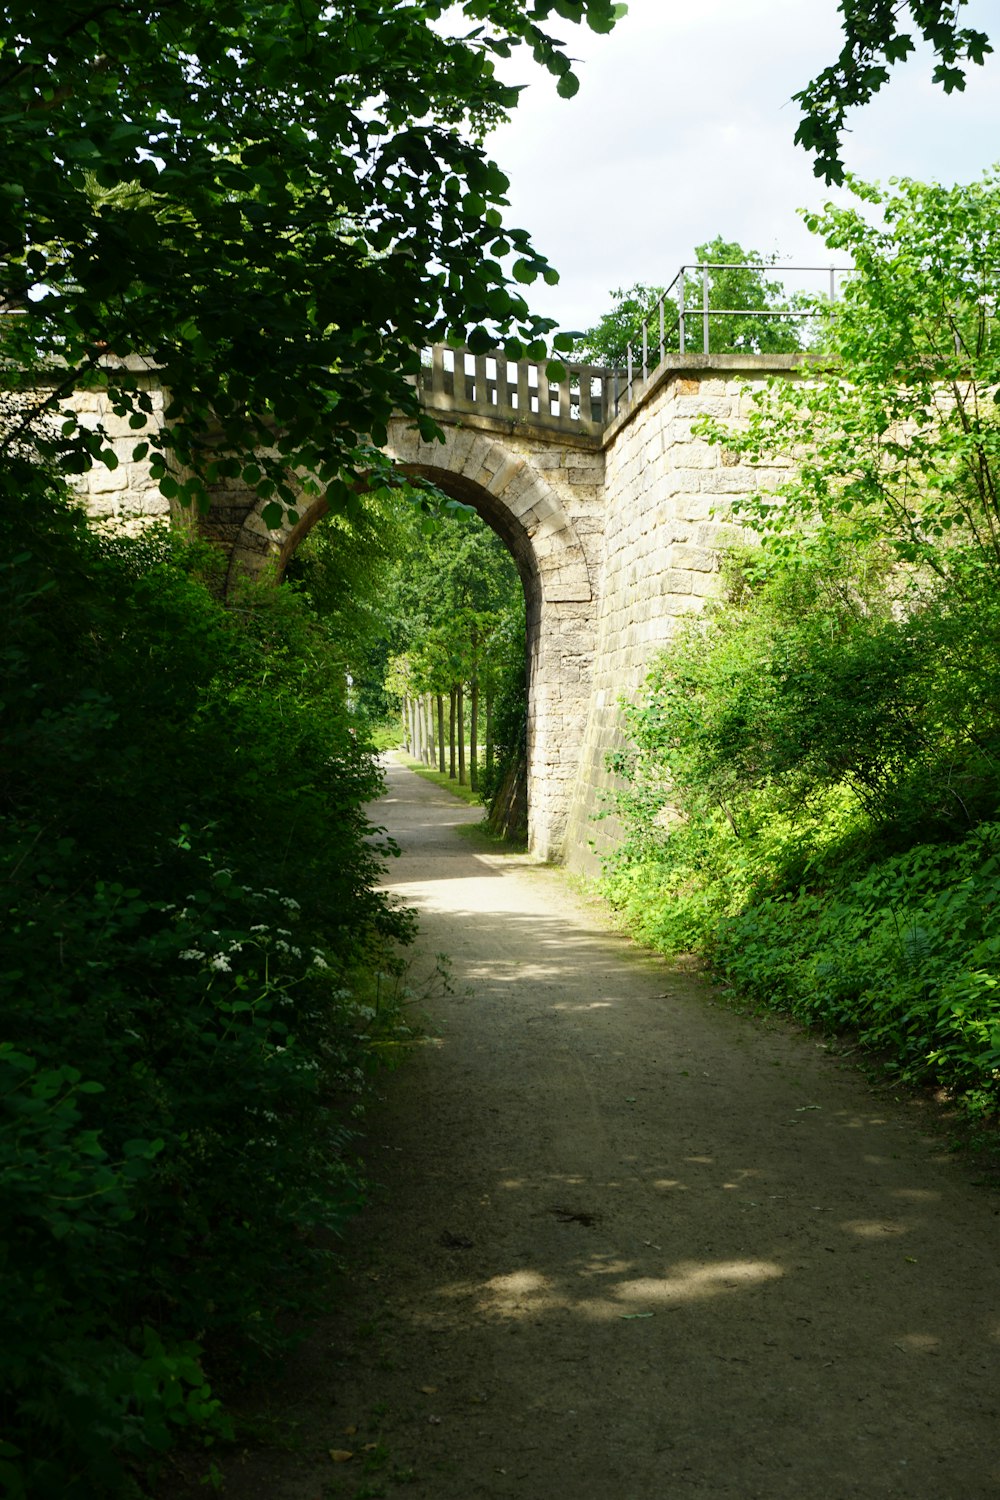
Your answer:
61,353 -> 802,868
561,355 -> 797,873
64,374 -> 170,529
385,415 -> 606,861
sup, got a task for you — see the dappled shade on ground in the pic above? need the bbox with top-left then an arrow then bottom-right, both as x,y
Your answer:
191,757 -> 1000,1500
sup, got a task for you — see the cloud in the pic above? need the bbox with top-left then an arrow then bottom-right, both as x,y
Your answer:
483,0 -> 1000,333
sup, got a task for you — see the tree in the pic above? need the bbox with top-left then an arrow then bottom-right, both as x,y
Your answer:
694,170 -> 1000,831
0,0 -> 625,521
372,500 -> 525,799
573,237 -> 804,368
704,173 -> 1000,583
601,175 -> 1000,1116
796,1 -> 993,185
572,282 -> 666,368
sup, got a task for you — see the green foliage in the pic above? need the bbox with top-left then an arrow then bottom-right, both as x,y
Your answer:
0,0 -> 625,510
572,238 -> 805,368
794,3 -> 993,185
702,173 -> 1000,581
602,174 -> 1000,1122
572,282 -> 666,368
716,826 -> 1000,1112
283,492 -> 408,736
676,239 -> 808,355
0,466 -> 413,1495
603,540 -> 1000,1116
373,500 -> 526,800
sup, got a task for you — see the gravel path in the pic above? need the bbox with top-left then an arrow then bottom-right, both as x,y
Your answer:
214,755 -> 1000,1500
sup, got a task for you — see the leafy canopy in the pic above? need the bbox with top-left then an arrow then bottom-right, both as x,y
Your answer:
702,172 -> 1000,583
0,0 -> 625,517
796,1 -> 993,185
572,238 -> 805,368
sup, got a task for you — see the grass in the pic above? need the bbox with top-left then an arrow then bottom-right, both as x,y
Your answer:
391,752 -> 529,853
393,751 -> 484,807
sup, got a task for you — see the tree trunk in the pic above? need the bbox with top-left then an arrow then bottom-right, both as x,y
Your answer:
485,687 -> 494,781
470,674 -> 479,793
449,687 -> 456,780
437,693 -> 446,775
485,750 -> 528,843
413,695 -> 422,761
457,681 -> 466,786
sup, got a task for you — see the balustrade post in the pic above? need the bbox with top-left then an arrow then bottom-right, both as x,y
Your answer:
431,344 -> 446,401
474,353 -> 488,408
517,357 -> 530,418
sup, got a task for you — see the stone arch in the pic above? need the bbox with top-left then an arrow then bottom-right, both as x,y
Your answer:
385,420 -> 593,608
210,487 -> 329,592
385,419 -> 598,861
210,422 -> 599,860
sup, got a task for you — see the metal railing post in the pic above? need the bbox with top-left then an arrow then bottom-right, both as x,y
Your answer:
677,272 -> 685,353
702,264 -> 710,355
642,320 -> 648,383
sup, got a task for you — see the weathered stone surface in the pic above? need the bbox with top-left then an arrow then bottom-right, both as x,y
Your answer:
72,356 -> 794,867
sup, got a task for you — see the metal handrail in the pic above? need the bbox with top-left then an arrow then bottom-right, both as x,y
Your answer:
623,262 -> 854,400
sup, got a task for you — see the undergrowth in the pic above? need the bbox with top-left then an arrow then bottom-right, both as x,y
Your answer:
0,463 -> 414,1497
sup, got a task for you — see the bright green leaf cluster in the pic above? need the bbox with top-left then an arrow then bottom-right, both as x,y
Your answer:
0,0 -> 624,512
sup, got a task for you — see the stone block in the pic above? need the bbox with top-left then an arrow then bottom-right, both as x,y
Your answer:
672,545 -> 716,573
88,465 -> 128,493
698,467 -> 761,495
690,570 -> 724,599
672,396 -> 734,419
664,593 -> 705,617
564,448 -> 602,470
677,495 -> 714,523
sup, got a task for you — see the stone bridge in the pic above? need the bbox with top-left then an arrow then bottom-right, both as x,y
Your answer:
74,347 -> 799,870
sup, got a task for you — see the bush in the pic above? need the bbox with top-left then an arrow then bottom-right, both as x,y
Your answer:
601,535 -> 1000,1121
0,463 -> 412,1495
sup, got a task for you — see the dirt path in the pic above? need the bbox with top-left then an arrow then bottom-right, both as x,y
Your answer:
217,756 -> 1000,1500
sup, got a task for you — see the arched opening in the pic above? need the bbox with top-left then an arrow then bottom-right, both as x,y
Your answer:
395,463 -> 538,843
210,425 -> 599,860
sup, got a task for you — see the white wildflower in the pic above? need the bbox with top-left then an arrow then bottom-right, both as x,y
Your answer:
178,949 -> 204,962
209,954 -> 232,972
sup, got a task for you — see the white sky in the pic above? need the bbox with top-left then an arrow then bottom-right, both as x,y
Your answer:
485,0 -> 1000,336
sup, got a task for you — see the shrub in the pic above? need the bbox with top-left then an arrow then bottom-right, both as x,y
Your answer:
0,463 -> 412,1494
